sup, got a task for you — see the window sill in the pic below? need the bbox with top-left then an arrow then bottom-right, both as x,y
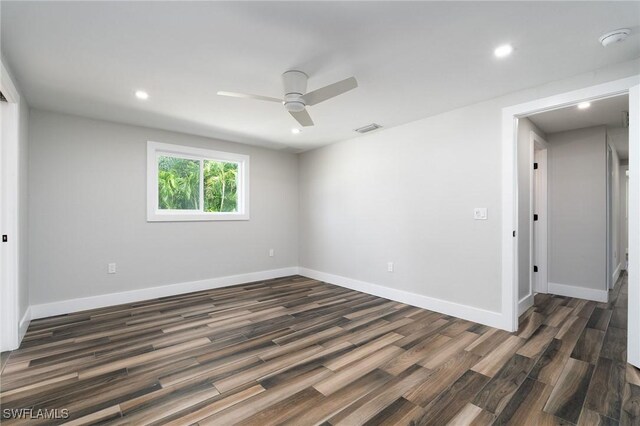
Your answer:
147,212 -> 250,222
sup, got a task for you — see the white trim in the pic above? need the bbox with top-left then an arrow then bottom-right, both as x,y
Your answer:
501,110 -> 518,331
613,262 -> 623,285
146,141 -> 250,222
30,267 -> 298,319
28,266 -> 503,330
502,76 -> 640,334
298,267 -> 505,329
518,294 -> 534,316
628,84 -> 640,368
18,306 -> 31,343
547,282 -> 609,303
607,145 -> 614,291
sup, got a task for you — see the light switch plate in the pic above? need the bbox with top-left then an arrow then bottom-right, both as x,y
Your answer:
474,208 -> 488,220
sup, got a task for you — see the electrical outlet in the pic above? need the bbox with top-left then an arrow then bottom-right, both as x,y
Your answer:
474,208 -> 488,220
387,262 -> 394,272
108,263 -> 117,274
269,249 -> 275,257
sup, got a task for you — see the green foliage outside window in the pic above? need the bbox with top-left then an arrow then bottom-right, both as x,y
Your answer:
158,156 -> 200,209
157,156 -> 238,212
204,160 -> 238,212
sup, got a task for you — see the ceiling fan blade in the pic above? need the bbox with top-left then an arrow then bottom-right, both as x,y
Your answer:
302,77 -> 358,106
217,91 -> 282,103
289,109 -> 314,127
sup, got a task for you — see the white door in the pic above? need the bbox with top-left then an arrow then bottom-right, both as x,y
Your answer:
532,136 -> 549,294
0,96 -> 19,351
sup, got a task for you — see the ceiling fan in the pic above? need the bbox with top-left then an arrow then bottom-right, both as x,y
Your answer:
217,70 -> 358,127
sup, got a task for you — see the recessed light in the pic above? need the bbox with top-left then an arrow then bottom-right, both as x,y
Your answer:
135,90 -> 149,100
577,102 -> 591,110
291,128 -> 301,134
494,44 -> 513,58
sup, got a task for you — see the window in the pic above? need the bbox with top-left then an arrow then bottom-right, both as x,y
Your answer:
147,142 -> 249,221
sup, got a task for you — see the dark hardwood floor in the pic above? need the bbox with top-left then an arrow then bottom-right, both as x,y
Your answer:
0,274 -> 637,425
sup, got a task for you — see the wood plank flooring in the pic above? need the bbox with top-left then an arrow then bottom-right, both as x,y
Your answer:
0,274 -> 637,425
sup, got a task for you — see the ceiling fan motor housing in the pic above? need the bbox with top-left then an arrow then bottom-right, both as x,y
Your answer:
282,70 -> 308,112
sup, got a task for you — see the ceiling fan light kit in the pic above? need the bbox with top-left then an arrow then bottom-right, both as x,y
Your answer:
282,70 -> 308,109
217,70 -> 358,127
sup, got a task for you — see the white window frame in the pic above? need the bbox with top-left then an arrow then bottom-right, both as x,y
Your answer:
147,141 -> 250,221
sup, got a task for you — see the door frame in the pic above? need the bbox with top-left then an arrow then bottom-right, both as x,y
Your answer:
530,132 -> 549,296
0,60 -> 21,351
606,144 -> 614,290
500,75 -> 640,368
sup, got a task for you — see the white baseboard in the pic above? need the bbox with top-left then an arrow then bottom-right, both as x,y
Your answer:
28,266 -> 508,331
18,306 -> 31,343
298,267 -> 505,330
518,294 -> 534,316
548,282 -> 608,303
612,263 -> 623,287
30,267 -> 300,319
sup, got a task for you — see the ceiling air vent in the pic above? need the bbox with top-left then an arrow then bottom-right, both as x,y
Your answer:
354,123 -> 382,134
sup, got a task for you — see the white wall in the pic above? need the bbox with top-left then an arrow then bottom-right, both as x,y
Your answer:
547,126 -> 607,291
517,118 -> 546,302
299,59 -> 639,318
28,110 -> 299,305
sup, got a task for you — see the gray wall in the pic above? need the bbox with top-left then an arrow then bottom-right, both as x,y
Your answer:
517,118 -> 546,302
28,110 -> 299,305
299,105 -> 503,311
548,126 -> 607,290
298,60 -> 638,313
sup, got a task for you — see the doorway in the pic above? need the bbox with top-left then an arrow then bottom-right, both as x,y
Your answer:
524,94 -> 628,304
501,77 -> 639,368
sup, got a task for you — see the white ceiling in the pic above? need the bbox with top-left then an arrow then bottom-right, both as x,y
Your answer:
2,2 -> 640,151
528,95 -> 629,134
528,94 -> 630,159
